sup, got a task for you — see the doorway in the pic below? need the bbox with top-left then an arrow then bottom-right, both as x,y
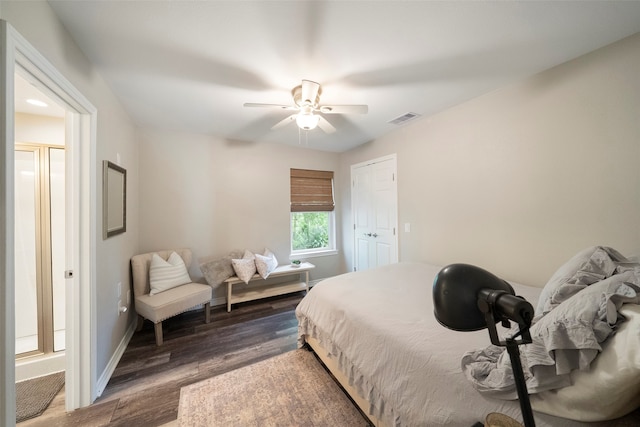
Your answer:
14,74 -> 68,381
351,154 -> 398,271
2,20 -> 98,424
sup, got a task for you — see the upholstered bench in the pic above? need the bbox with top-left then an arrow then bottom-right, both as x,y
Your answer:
131,248 -> 212,345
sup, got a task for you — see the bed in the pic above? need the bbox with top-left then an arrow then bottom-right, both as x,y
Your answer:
296,250 -> 640,427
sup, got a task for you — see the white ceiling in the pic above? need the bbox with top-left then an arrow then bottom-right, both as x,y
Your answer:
15,73 -> 66,118
46,1 -> 640,152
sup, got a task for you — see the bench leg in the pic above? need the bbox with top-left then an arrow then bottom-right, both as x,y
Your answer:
136,315 -> 145,331
154,322 -> 164,346
204,302 -> 211,323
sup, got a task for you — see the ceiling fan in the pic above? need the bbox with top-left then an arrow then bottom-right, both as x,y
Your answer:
244,79 -> 368,133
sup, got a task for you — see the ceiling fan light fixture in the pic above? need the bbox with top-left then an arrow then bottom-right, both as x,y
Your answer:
296,112 -> 320,130
244,79 -> 368,134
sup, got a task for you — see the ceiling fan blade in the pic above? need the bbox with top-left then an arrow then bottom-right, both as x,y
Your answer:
317,116 -> 336,134
244,103 -> 298,111
319,104 -> 368,114
271,114 -> 297,130
300,80 -> 321,105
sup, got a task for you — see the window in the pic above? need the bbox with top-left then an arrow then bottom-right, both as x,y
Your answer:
291,212 -> 332,251
290,169 -> 336,256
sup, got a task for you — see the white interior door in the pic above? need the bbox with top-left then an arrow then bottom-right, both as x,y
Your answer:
353,164 -> 372,271
352,155 -> 398,271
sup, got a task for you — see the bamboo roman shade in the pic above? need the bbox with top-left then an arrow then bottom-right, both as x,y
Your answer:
290,169 -> 335,212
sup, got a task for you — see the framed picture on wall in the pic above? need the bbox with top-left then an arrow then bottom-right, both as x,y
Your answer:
103,160 -> 126,239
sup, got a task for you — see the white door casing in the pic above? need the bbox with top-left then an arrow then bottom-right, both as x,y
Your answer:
0,19 -> 16,427
351,155 -> 398,271
1,20 -> 97,425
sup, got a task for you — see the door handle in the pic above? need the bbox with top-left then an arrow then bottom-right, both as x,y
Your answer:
372,233 -> 378,238
365,232 -> 372,237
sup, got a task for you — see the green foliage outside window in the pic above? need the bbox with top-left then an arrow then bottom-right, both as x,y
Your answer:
291,212 -> 329,250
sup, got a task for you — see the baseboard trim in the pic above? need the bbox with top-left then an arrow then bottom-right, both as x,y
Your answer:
96,319 -> 136,397
212,296 -> 226,307
15,352 -> 65,382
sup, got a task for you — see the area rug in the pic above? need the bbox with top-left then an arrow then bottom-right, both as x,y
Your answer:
16,371 -> 64,423
178,349 -> 370,426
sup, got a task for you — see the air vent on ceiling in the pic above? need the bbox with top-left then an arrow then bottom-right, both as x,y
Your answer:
388,112 -> 420,126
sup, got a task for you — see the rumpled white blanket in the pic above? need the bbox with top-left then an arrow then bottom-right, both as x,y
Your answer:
462,268 -> 640,399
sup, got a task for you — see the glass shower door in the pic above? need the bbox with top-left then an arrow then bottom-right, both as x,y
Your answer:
14,144 -> 65,358
15,148 -> 41,356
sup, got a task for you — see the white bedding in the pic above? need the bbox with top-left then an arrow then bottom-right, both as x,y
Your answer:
295,262 -> 640,427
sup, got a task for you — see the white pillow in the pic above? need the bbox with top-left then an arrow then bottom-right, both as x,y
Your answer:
231,250 -> 256,284
531,304 -> 640,421
149,252 -> 192,295
255,248 -> 278,279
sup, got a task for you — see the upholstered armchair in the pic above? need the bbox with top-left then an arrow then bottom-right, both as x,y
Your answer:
131,248 -> 212,345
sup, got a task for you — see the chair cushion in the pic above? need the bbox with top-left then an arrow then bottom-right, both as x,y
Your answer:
135,282 -> 212,323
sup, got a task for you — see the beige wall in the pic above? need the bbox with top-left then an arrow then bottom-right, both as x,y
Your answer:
1,2 -> 139,379
15,113 -> 65,146
340,32 -> 640,287
137,128 -> 341,299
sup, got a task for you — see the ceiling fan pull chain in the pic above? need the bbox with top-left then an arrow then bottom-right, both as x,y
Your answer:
297,126 -> 309,146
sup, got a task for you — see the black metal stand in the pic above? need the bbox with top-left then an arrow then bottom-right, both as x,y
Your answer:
478,289 -> 536,427
505,338 -> 535,427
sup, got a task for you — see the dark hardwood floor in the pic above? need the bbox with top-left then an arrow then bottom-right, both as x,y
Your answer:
19,292 -> 306,427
